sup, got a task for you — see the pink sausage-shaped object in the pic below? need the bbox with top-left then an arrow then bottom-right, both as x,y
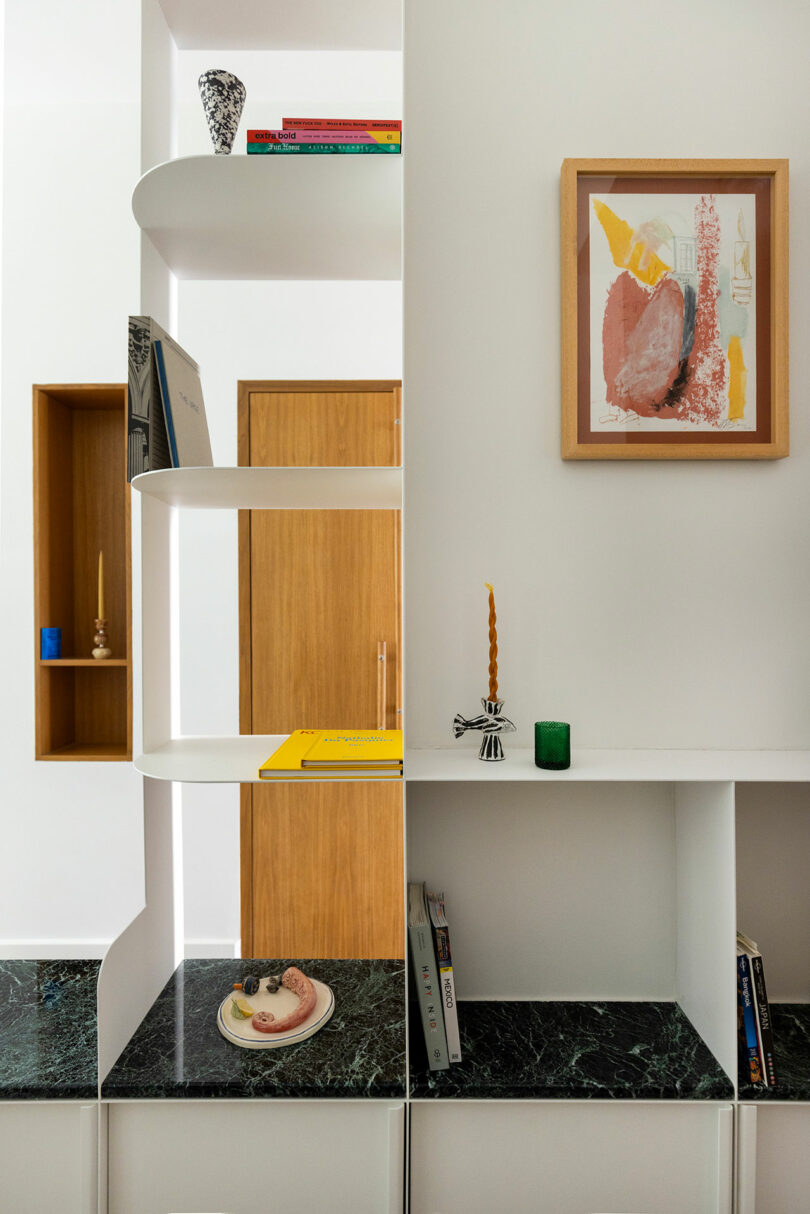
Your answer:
251,967 -> 318,1034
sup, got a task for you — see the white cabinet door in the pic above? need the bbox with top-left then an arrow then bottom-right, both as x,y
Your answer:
410,1102 -> 733,1214
737,1104 -> 810,1214
0,1103 -> 97,1214
107,1101 -> 404,1214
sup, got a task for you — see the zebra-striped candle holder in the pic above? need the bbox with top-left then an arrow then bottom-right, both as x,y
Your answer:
453,697 -> 516,762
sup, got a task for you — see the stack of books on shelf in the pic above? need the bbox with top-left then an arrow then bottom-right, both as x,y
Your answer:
258,729 -> 403,780
408,882 -> 461,1072
247,118 -> 401,155
737,929 -> 778,1089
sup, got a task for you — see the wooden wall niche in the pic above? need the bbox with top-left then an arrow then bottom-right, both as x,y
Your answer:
33,385 -> 132,759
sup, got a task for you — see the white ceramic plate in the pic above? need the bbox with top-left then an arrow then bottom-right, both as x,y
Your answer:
217,975 -> 335,1050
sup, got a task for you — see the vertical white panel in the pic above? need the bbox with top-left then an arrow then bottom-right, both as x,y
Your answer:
736,783 -> 810,1000
79,1103 -> 99,1214
736,1103 -> 757,1214
675,782 -> 736,1083
387,1104 -> 405,1214
140,0 -> 176,172
97,777 -> 179,1083
139,493 -> 173,754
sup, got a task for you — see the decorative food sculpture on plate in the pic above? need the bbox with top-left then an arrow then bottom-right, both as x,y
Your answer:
218,966 -> 334,1050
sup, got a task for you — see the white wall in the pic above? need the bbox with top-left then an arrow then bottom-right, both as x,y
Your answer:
0,0 -> 143,954
404,0 -> 810,751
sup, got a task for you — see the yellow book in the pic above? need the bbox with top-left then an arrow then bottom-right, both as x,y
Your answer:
259,729 -> 403,779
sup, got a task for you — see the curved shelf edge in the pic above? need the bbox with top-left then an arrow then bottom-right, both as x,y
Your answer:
131,466 -> 403,509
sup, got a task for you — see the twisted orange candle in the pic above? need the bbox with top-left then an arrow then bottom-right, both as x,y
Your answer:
485,582 -> 497,701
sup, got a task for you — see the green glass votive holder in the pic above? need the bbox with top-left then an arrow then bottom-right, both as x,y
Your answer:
535,721 -> 570,770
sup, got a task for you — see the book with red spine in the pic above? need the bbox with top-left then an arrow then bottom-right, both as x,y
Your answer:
282,118 -> 401,131
248,128 -> 399,145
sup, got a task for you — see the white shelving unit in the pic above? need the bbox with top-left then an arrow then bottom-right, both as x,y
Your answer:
88,4 -> 810,1213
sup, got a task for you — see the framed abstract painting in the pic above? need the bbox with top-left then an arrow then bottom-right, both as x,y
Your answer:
561,159 -> 788,459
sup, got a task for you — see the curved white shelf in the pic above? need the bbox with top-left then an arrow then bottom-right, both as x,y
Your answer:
132,466 -> 402,509
132,156 -> 402,280
135,735 -> 404,784
405,748 -> 810,783
158,0 -> 401,50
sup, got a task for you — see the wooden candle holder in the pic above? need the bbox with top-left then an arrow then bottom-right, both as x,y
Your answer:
92,618 -> 112,660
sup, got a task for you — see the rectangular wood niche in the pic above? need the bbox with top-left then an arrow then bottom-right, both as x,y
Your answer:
33,385 -> 132,760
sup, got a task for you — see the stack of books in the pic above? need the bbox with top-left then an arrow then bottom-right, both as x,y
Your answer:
737,930 -> 777,1089
247,118 -> 401,155
258,729 -> 403,780
408,882 -> 461,1072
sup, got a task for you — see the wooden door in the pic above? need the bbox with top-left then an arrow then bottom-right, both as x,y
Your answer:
239,381 -> 403,959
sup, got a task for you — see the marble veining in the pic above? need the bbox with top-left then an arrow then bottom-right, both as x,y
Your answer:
739,1003 -> 810,1101
102,959 -> 406,1099
0,960 -> 100,1099
410,1001 -> 733,1100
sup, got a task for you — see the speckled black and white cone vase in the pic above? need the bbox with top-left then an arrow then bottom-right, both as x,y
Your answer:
198,69 -> 246,154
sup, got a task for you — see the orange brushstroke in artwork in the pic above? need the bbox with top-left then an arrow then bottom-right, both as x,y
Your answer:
593,199 -> 672,288
727,336 -> 747,421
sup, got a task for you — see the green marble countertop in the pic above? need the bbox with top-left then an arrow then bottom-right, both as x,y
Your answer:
0,960 -> 100,1099
410,1000 -> 734,1100
102,959 -> 406,1100
739,1004 -> 810,1100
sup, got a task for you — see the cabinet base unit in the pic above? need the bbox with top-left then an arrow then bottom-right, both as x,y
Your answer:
106,1100 -> 404,1214
410,1101 -> 733,1214
738,1104 -> 810,1214
0,1103 -> 98,1214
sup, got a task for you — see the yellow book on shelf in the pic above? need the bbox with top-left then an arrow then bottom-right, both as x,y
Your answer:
258,729 -> 403,779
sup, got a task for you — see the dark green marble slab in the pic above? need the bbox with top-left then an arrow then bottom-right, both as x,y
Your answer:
410,1000 -> 733,1100
739,1004 -> 810,1100
102,959 -> 406,1099
0,960 -> 100,1099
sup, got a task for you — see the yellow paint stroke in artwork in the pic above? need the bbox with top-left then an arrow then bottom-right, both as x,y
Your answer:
593,199 -> 672,287
728,336 -> 747,421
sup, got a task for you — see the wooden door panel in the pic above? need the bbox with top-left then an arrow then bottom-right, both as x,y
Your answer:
249,388 -> 401,466
250,781 -> 403,959
250,509 -> 400,733
240,380 -> 404,960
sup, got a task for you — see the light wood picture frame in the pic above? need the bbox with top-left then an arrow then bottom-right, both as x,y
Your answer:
561,159 -> 788,459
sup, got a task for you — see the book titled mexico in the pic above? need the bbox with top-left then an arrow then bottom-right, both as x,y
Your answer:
282,118 -> 401,131
248,128 -> 400,144
737,946 -> 765,1085
426,889 -> 462,1063
408,883 -> 449,1072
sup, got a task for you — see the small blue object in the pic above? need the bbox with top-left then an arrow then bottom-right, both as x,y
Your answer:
241,975 -> 260,996
40,627 -> 61,659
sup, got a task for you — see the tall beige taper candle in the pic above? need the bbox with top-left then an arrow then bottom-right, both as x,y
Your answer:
98,551 -> 105,619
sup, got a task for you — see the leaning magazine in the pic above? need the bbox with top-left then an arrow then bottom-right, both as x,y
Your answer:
426,889 -> 461,1063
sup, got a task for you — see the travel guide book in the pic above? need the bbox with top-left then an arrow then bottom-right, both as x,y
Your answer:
259,729 -> 403,780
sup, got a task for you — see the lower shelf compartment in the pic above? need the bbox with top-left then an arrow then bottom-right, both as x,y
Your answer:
739,1003 -> 810,1100
410,1000 -> 734,1100
101,958 -> 406,1100
36,663 -> 130,760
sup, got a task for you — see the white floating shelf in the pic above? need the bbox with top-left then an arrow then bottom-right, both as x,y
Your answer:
132,466 -> 403,509
158,0 -> 401,50
132,156 -> 402,280
405,748 -> 810,783
136,735 -> 405,784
